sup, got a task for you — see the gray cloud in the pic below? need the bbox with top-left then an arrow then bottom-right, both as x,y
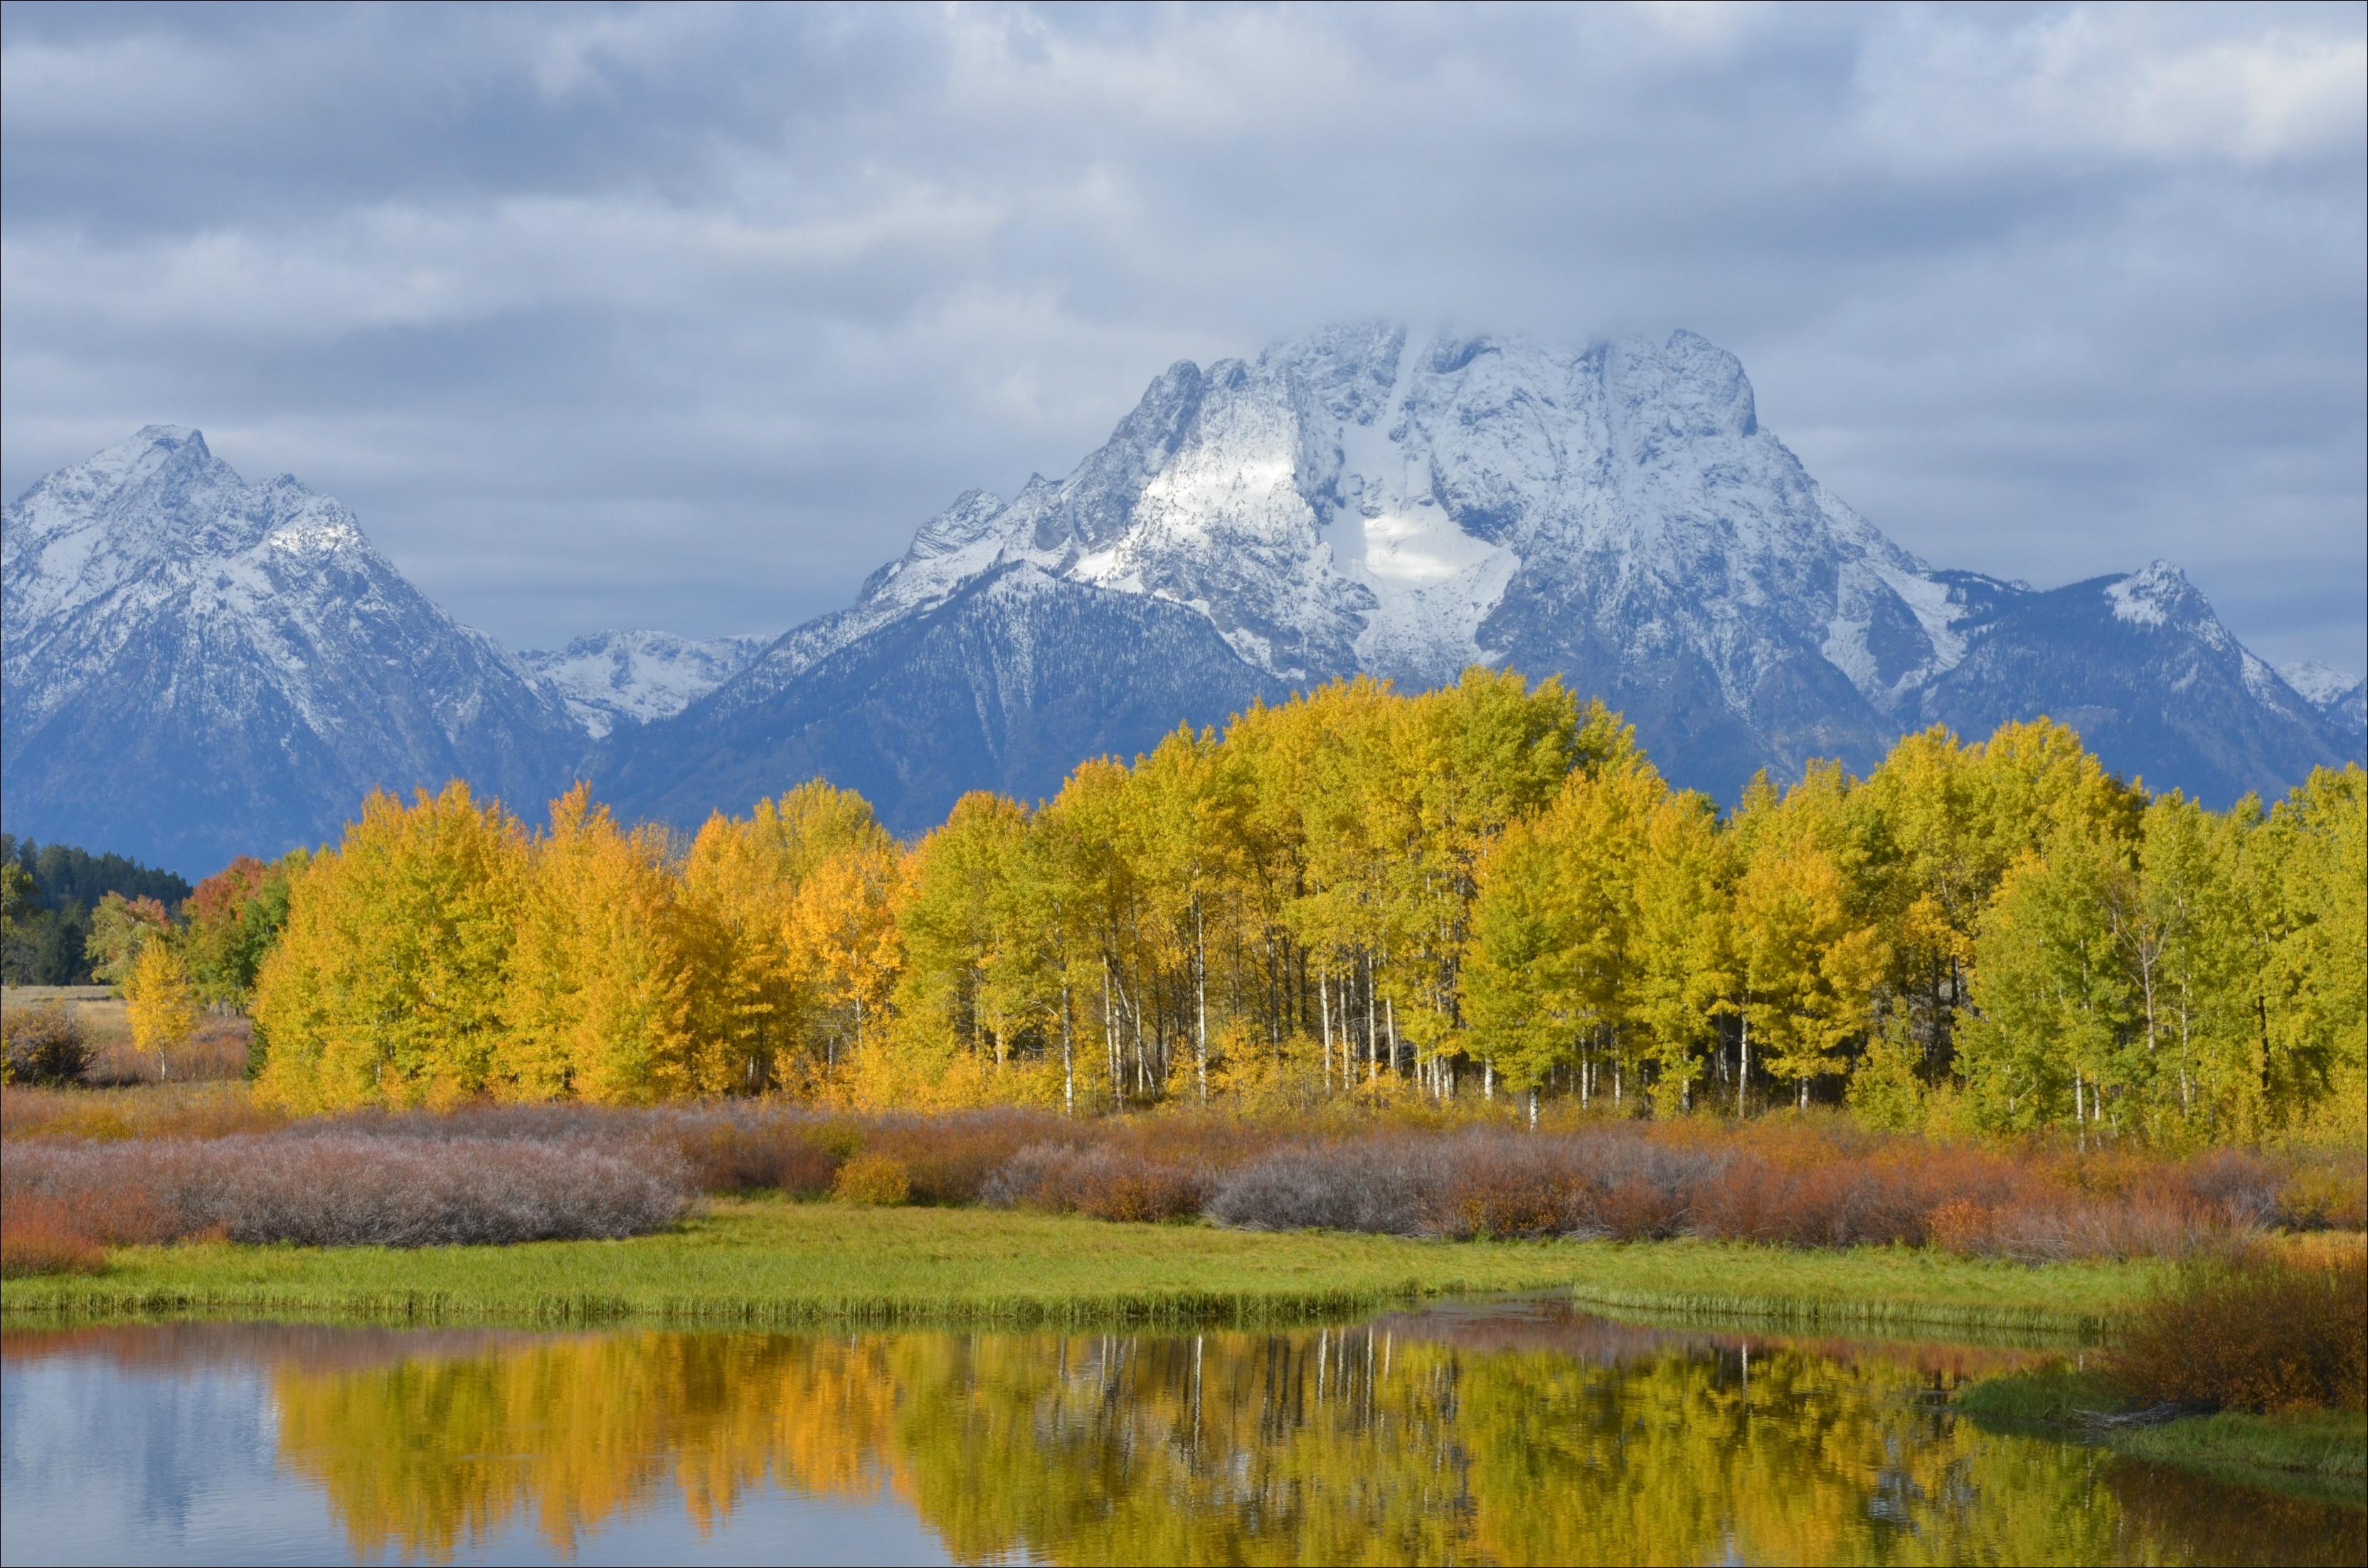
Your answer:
4,1 -> 2361,670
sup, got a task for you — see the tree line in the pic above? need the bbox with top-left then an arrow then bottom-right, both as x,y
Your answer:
0,838 -> 192,986
122,669 -> 2360,1145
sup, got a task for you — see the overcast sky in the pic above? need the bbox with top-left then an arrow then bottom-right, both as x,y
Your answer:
3,2 -> 2362,673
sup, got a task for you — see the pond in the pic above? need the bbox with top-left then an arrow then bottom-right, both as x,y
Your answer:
2,1303 -> 2359,1566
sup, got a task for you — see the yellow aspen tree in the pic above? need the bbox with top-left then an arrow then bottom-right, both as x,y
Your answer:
679,780 -> 893,1096
1036,757 -> 1153,1108
1382,671 -> 1589,1096
1286,678 -> 1410,1092
893,791 -> 1031,1085
253,782 -> 526,1111
1731,765 -> 1890,1111
124,937 -> 200,1075
1463,812 -> 1580,1124
1132,727 -> 1255,1103
2256,765 -> 2367,1142
501,784 -> 697,1104
1535,754 -> 1664,1110
1859,727 -> 1984,1115
790,838 -> 905,1100
1629,789 -> 1733,1116
1958,838 -> 2137,1136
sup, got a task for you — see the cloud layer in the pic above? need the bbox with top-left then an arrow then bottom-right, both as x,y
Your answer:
4,1 -> 2361,670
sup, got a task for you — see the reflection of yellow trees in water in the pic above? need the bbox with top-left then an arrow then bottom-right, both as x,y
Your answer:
262,1321 -> 2352,1564
272,1333 -> 906,1559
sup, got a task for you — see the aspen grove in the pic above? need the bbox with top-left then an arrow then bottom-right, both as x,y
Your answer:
243,671 -> 2366,1147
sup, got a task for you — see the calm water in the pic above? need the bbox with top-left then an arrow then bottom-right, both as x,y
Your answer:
2,1306 -> 2360,1566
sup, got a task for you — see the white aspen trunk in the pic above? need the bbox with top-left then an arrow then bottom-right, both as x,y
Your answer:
1062,981 -> 1074,1117
1104,959 -> 1121,1106
1386,996 -> 1399,1077
1485,1058 -> 1494,1101
1366,955 -> 1379,1084
1527,1087 -> 1538,1129
1194,898 -> 1209,1106
1320,971 -> 1334,1092
1737,1011 -> 1749,1119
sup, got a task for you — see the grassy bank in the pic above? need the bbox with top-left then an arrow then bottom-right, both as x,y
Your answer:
1959,1365 -> 2367,1498
1,1195 -> 2160,1332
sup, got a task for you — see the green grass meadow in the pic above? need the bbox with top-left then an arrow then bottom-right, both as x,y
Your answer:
3,1194 -> 2160,1333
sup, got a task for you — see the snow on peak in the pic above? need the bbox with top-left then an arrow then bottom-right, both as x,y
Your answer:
802,322 -> 1950,710
2278,659 -> 2363,709
520,629 -> 772,737
2,426 -> 562,742
2105,561 -> 2192,626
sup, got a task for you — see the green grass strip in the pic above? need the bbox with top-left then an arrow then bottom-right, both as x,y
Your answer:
4,1198 -> 2164,1334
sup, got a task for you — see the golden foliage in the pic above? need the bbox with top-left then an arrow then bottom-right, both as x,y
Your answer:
233,678 -> 2362,1146
830,1151 -> 913,1206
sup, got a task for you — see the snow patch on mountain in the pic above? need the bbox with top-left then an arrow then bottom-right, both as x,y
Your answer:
2106,562 -> 2184,627
775,324 -> 1972,734
2280,660 -> 2363,708
521,630 -> 771,737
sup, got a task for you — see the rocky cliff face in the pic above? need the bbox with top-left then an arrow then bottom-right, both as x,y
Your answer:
615,325 -> 2350,830
1,427 -> 585,872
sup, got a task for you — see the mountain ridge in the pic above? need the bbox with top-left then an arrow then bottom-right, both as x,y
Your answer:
6,328 -> 2358,869
610,324 -> 2352,830
2,427 -> 586,872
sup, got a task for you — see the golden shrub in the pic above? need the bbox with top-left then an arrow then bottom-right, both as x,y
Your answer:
831,1151 -> 912,1207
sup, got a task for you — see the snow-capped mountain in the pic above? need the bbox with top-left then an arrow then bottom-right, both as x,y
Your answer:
610,325 -> 2351,831
1,427 -> 586,873
1907,563 -> 2347,794
2280,660 -> 2368,762
521,630 -> 770,738
11,332 -> 2352,868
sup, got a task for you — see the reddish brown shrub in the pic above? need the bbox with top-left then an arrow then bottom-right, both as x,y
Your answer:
982,1143 -> 1211,1221
667,1121 -> 837,1195
862,1111 -> 1081,1205
2106,1247 -> 2368,1413
0,1193 -> 107,1277
83,1016 -> 252,1087
1,1134 -> 689,1247
0,1227 -> 106,1278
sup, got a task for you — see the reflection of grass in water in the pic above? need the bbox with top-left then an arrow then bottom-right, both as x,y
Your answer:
4,1197 -> 2165,1332
2116,1412 -> 2367,1488
1960,1363 -> 2367,1509
1958,1360 -> 2124,1423
2105,1449 -> 2368,1550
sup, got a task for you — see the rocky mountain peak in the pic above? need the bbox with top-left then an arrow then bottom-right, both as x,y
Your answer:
2,430 -> 584,872
620,322 -> 2349,826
